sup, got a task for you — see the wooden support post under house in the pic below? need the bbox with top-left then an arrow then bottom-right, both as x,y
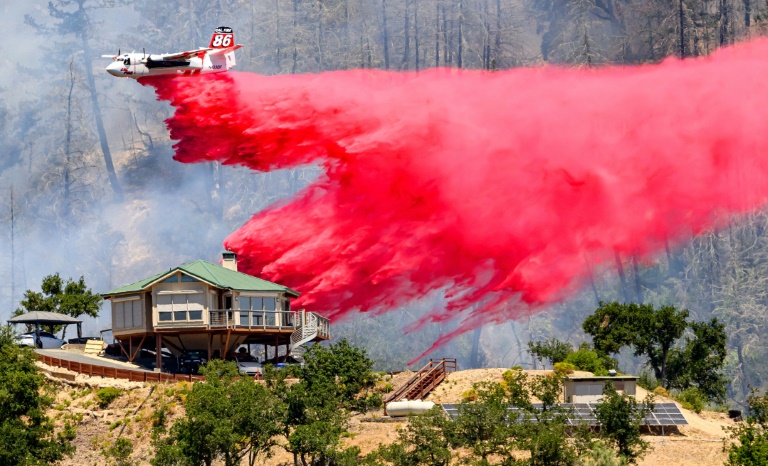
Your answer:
118,339 -> 130,359
155,333 -> 162,372
223,330 -> 231,358
130,334 -> 147,362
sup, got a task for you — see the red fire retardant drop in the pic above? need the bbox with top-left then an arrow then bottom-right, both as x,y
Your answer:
142,40 -> 768,361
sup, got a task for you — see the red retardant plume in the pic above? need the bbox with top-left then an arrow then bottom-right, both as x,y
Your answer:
142,40 -> 768,363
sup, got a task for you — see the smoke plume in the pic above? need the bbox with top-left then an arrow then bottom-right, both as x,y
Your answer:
143,40 -> 768,359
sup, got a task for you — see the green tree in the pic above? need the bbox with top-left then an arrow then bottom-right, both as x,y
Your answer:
298,338 -> 377,408
726,390 -> 768,465
445,371 -> 580,466
0,326 -> 75,465
527,338 -> 573,367
584,302 -> 689,387
593,383 -> 653,463
15,273 -> 101,337
368,407 -> 451,466
667,318 -> 728,404
519,373 -> 579,466
582,302 -> 640,356
445,382 -> 513,463
275,339 -> 376,466
152,360 -> 284,466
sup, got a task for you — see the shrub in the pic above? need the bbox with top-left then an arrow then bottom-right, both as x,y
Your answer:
461,388 -> 478,402
564,345 -> 607,374
554,362 -> 577,375
675,387 -> 706,413
726,390 -> 768,465
579,441 -> 629,466
637,371 -> 659,391
374,380 -> 394,393
510,365 -> 523,370
357,393 -> 383,412
109,420 -> 123,431
151,404 -> 167,429
104,437 -> 134,466
653,386 -> 668,397
96,387 -> 123,408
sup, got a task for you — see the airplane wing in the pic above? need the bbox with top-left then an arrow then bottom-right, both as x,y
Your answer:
208,44 -> 243,55
158,48 -> 213,61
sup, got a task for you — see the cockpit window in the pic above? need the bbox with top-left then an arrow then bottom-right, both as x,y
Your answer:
124,58 -> 131,65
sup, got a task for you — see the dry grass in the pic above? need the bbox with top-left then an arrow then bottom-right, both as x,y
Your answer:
48,368 -> 735,465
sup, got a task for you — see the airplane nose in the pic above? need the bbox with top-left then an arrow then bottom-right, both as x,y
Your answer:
106,62 -> 123,76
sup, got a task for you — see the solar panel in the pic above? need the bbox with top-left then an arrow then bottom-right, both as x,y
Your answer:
441,401 -> 688,426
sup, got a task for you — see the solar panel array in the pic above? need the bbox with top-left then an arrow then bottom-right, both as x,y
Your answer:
441,402 -> 687,427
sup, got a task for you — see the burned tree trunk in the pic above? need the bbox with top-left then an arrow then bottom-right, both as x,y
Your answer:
402,0 -> 411,68
457,0 -> 464,68
382,0 -> 391,69
80,34 -> 123,202
614,251 -> 631,303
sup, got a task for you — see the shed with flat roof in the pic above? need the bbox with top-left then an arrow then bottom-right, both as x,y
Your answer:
563,375 -> 637,403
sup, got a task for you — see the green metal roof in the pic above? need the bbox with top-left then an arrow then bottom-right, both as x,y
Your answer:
102,260 -> 299,298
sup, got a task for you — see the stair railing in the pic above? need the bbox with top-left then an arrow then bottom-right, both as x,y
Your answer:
384,358 -> 458,404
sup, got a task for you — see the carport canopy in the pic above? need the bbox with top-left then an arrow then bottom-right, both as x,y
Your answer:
8,311 -> 82,338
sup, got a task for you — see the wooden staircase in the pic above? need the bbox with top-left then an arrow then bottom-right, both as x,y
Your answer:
385,358 -> 457,405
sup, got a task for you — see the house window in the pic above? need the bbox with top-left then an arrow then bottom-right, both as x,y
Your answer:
157,293 -> 204,322
239,296 -> 279,326
160,275 -> 178,283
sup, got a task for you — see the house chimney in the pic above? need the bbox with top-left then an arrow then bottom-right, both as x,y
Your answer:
222,251 -> 237,271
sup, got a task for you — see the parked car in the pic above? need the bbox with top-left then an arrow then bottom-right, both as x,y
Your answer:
15,331 -> 65,349
263,355 -> 303,369
227,354 -> 262,376
179,350 -> 207,374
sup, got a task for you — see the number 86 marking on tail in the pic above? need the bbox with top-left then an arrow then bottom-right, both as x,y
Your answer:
212,34 -> 232,47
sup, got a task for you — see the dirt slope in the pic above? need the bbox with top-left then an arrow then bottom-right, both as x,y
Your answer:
45,365 -> 734,465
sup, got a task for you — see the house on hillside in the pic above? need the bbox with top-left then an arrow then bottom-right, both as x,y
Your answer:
101,252 -> 330,371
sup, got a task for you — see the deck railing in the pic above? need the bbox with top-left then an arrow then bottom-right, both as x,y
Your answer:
155,309 -> 328,335
233,310 -> 296,330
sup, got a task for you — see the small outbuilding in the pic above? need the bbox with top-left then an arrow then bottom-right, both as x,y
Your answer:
563,375 -> 637,403
8,311 -> 83,339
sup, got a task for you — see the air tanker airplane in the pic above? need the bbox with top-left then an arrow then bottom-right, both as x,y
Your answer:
103,26 -> 242,78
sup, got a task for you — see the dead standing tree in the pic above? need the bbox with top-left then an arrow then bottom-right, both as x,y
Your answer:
29,0 -> 124,202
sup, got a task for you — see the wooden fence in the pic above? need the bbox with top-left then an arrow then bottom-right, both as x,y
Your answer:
37,354 -> 206,383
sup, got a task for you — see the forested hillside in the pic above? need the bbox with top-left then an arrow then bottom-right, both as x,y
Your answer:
1,0 -> 767,408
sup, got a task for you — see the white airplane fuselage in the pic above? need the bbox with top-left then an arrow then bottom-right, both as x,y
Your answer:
106,51 -> 230,78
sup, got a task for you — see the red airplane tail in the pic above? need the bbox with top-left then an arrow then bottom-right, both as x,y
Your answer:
209,26 -> 235,48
